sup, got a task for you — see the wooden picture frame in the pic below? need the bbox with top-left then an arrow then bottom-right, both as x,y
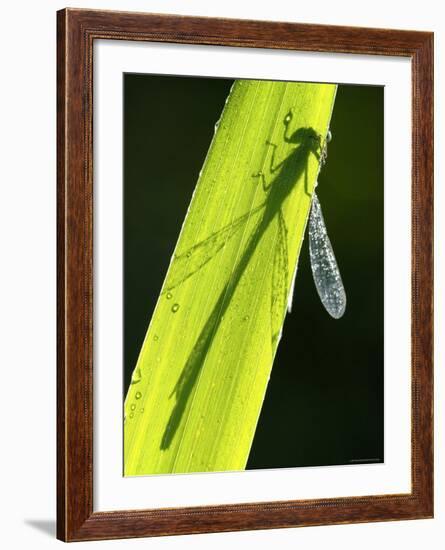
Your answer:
57,8 -> 433,541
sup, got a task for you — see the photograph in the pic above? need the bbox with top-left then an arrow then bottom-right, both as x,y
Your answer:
123,75 -> 384,476
1,0 -> 438,546
51,5 -> 433,543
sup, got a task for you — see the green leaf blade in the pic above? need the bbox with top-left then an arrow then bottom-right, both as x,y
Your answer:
125,79 -> 337,475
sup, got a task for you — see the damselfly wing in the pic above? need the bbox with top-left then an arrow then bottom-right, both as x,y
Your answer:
308,192 -> 346,319
162,202 -> 265,294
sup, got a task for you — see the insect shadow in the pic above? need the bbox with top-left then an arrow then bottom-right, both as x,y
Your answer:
160,113 -> 323,450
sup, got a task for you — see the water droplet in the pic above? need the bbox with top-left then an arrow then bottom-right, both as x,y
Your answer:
140,408 -> 144,413
130,404 -> 136,411
243,315 -> 249,321
171,303 -> 180,313
166,292 -> 173,300
153,334 -> 159,341
135,392 -> 142,400
129,412 -> 134,419
130,367 -> 142,385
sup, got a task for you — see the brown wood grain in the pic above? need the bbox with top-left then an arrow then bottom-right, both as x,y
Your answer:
57,8 -> 434,542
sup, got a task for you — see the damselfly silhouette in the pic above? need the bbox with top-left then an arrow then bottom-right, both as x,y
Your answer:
162,114 -> 346,324
160,110 -> 346,449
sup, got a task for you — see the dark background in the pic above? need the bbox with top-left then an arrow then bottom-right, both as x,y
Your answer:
124,74 -> 384,469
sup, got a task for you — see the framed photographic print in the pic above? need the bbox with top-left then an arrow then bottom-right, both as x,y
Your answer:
57,8 -> 434,541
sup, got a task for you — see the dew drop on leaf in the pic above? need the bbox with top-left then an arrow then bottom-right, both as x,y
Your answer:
135,392 -> 142,400
171,303 -> 180,313
130,367 -> 142,385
